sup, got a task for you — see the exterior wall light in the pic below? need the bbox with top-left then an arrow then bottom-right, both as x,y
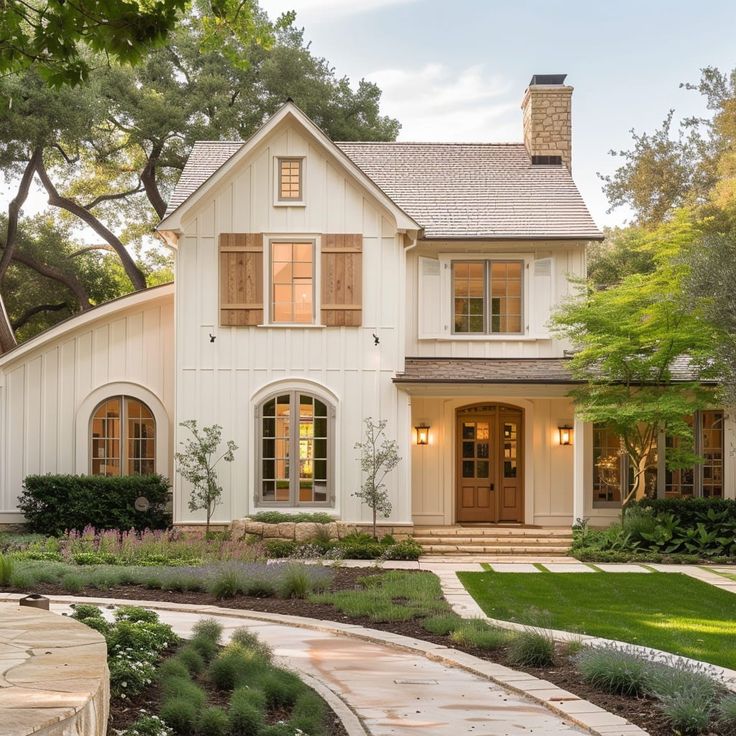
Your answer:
415,424 -> 430,446
558,424 -> 573,446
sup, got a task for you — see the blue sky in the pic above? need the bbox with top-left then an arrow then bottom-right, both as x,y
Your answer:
261,0 -> 736,227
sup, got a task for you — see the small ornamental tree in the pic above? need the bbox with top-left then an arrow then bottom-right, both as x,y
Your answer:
175,420 -> 237,536
553,212 -> 721,512
353,418 -> 401,539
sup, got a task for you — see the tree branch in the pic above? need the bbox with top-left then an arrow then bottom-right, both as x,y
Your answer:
11,302 -> 69,331
36,156 -> 147,291
83,181 -> 144,210
141,142 -> 167,218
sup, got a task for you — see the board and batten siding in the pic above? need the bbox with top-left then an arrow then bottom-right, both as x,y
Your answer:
0,287 -> 175,522
174,122 -> 412,526
406,241 -> 587,357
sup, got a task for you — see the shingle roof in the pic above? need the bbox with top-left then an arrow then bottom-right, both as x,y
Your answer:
336,142 -> 601,240
394,357 -> 710,384
164,139 -> 602,240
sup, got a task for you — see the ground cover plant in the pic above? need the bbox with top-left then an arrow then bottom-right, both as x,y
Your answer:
457,570 -> 736,669
264,532 -> 422,561
117,616 -> 342,736
572,501 -> 736,562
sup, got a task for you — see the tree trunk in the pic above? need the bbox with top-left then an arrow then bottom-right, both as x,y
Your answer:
0,295 -> 15,353
36,158 -> 147,291
633,454 -> 650,501
141,145 -> 167,219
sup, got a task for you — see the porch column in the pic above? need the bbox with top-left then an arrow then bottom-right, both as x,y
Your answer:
572,412 -> 586,524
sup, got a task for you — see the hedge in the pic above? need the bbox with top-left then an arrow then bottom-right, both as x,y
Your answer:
635,497 -> 736,526
19,474 -> 171,534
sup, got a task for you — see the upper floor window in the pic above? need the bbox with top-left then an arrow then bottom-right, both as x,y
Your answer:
258,391 -> 333,506
452,260 -> 523,334
271,240 -> 314,324
90,396 -> 156,476
277,157 -> 303,202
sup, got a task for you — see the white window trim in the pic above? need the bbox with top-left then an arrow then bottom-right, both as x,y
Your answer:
262,234 -> 324,327
437,252 -> 533,340
273,156 -> 307,207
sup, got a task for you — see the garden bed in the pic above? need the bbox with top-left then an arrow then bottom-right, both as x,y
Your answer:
14,567 -> 734,736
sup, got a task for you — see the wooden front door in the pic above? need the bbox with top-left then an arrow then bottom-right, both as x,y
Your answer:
456,404 -> 524,523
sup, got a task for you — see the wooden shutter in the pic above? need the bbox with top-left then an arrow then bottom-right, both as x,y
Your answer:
321,234 -> 362,327
219,233 -> 263,326
529,257 -> 555,337
417,256 -> 442,339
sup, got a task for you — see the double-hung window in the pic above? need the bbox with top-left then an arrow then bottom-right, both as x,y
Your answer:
271,240 -> 315,324
452,260 -> 523,334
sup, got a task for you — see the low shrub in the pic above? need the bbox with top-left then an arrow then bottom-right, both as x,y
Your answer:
277,564 -> 313,599
207,569 -> 244,599
657,685 -> 714,735
160,697 -> 198,735
230,628 -> 273,662
175,645 -> 206,675
228,690 -> 266,736
261,668 -> 304,709
70,603 -> 104,621
381,538 -> 423,560
290,690 -> 328,734
264,539 -> 299,558
160,677 -> 207,708
507,628 -> 555,667
0,553 -> 13,586
114,605 -> 160,624
109,651 -> 156,699
421,613 -> 462,636
231,685 -> 267,712
251,511 -> 336,524
191,618 -> 223,645
208,648 -> 267,691
575,645 -> 652,696
157,658 -> 191,682
450,619 -> 509,650
717,694 -> 736,734
194,707 -> 229,736
242,575 -> 276,597
19,474 -> 171,534
60,572 -> 84,593
122,713 -> 174,736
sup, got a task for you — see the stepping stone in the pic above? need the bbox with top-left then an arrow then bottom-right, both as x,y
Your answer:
489,563 -> 540,573
595,564 -> 650,573
542,563 -> 595,573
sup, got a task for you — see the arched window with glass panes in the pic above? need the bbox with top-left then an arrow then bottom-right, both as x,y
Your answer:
257,391 -> 334,506
90,396 -> 156,476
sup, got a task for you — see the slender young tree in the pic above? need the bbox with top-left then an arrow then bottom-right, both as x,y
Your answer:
175,420 -> 237,536
353,418 -> 401,539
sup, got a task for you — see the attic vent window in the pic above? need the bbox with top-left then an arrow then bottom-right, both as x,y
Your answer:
531,155 -> 563,166
278,157 -> 303,201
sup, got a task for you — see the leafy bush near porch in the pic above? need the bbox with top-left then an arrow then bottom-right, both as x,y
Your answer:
264,533 -> 422,560
250,511 -> 336,524
572,499 -> 736,560
19,474 -> 171,534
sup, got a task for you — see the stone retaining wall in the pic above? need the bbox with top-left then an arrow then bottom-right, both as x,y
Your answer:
230,519 -> 414,542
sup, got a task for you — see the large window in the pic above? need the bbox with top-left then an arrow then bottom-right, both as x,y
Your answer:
452,260 -> 523,334
90,396 -> 156,476
258,391 -> 333,506
271,241 -> 314,324
592,411 -> 724,505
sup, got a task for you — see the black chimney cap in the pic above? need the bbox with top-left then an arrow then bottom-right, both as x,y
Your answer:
529,74 -> 567,86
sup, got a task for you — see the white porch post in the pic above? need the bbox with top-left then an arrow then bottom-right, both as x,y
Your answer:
572,412 -> 586,524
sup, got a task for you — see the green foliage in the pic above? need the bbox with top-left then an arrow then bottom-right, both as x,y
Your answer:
381,538 -> 423,560
421,613 -> 462,636
263,539 -> 299,558
290,690 -> 328,735
450,619 -> 510,650
0,553 -> 13,586
277,564 -> 313,599
114,605 -> 160,624
121,713 -> 174,736
175,421 -> 237,535
717,694 -> 736,734
71,603 -> 104,621
194,706 -> 229,736
553,211 -> 719,506
657,687 -> 714,735
160,696 -> 198,735
576,645 -> 652,696
192,618 -> 223,646
353,418 -> 401,538
250,512 -> 335,524
228,691 -> 266,736
507,628 -> 556,667
19,474 -> 171,534
157,658 -> 191,682
261,669 -> 303,710
174,645 -> 206,675
160,676 -> 207,708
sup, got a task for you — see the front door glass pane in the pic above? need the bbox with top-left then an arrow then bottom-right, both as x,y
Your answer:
701,410 -> 724,498
91,398 -> 121,476
503,421 -> 517,478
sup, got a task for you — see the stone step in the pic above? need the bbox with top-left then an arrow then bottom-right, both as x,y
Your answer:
413,536 -> 572,546
420,544 -> 572,555
413,527 -> 573,537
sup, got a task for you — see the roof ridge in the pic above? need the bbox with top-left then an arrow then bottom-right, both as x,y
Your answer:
336,141 -> 525,147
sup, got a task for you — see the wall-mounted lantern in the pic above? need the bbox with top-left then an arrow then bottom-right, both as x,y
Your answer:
415,424 -> 430,446
558,424 -> 574,446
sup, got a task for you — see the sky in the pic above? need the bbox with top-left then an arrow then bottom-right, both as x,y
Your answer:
6,0 -> 736,231
256,0 -> 736,228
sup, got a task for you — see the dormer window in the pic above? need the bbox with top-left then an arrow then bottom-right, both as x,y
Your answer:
277,157 -> 303,202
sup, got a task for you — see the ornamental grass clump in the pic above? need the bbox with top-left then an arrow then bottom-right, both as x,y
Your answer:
208,647 -> 267,691
261,668 -> 304,710
507,627 -> 555,667
717,694 -> 736,734
195,706 -> 229,736
450,619 -> 510,650
421,613 -> 462,636
0,553 -> 13,586
575,645 -> 652,696
189,617 -> 222,662
289,690 -> 328,734
159,697 -> 198,735
657,685 -> 714,735
229,628 -> 273,662
175,644 -> 206,675
160,676 -> 207,708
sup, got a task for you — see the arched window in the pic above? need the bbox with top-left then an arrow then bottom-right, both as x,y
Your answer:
257,391 -> 333,506
90,396 -> 156,476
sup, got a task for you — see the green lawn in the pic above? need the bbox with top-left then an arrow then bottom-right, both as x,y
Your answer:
457,571 -> 736,670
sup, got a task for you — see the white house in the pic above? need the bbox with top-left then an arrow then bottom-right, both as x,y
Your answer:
1,75 -> 733,535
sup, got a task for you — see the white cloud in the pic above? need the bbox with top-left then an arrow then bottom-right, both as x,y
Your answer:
259,0 -> 418,21
366,64 -> 520,142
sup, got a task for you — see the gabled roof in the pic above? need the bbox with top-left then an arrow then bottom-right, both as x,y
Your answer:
158,102 -> 419,232
162,110 -> 603,240
336,142 -> 602,240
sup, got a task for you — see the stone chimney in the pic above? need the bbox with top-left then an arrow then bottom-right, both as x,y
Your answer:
521,74 -> 573,171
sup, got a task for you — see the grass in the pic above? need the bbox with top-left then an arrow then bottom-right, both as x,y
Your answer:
457,571 -> 736,670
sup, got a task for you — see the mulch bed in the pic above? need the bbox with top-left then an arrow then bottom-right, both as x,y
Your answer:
10,569 -> 674,736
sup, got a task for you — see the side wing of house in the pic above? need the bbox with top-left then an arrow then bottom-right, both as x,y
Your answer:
163,108 -> 417,526
0,286 -> 175,524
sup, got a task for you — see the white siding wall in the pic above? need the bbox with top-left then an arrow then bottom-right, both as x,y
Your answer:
174,123 -> 411,525
0,289 -> 175,522
407,241 -> 586,357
